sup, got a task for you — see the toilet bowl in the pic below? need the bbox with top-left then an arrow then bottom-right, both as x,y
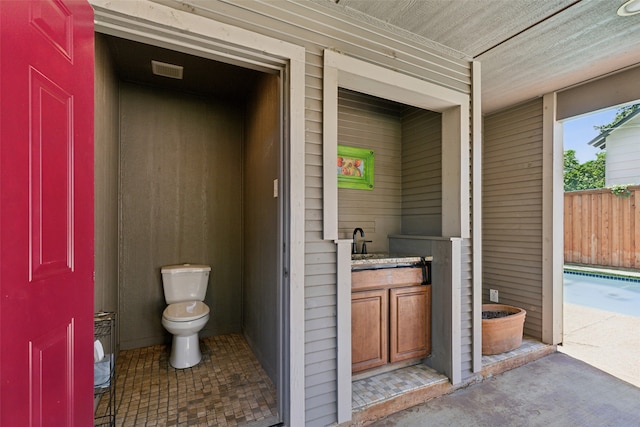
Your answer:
161,264 -> 211,369
162,301 -> 210,369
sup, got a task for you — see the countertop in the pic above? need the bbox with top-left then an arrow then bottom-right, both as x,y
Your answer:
351,254 -> 433,268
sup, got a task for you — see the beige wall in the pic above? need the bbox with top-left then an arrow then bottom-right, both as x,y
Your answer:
337,89 -> 403,253
242,73 -> 281,383
483,99 -> 544,339
337,90 -> 443,252
118,83 -> 244,349
94,34 -> 119,314
401,108 -> 442,235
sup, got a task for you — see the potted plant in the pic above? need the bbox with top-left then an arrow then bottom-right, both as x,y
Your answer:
482,304 -> 526,355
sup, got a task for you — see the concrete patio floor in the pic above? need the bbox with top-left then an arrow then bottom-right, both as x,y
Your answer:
561,302 -> 640,388
368,352 -> 640,426
363,300 -> 640,426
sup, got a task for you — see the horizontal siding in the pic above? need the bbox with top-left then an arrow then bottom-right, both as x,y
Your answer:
174,2 -> 472,425
305,47 -> 340,425
338,89 -> 403,254
606,114 -> 640,186
483,99 -> 544,339
401,107 -> 442,234
460,238 -> 474,377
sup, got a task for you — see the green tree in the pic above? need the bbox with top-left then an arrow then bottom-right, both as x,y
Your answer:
594,104 -> 640,132
564,149 -> 606,191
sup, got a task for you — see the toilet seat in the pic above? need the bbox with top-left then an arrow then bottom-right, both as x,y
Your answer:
163,301 -> 209,322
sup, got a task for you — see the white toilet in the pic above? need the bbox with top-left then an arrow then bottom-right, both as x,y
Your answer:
161,264 -> 211,369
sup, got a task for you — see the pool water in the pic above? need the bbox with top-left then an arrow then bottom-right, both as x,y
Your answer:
564,272 -> 640,318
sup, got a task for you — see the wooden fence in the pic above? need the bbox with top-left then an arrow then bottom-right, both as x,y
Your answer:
564,186 -> 640,269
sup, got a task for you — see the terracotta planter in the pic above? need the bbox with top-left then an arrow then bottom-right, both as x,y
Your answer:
482,304 -> 526,355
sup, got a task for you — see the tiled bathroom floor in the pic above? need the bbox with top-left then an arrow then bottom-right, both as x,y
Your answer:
98,333 -> 279,427
100,334 -> 549,426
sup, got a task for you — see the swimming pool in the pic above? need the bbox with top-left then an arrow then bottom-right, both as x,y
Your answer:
564,271 -> 640,317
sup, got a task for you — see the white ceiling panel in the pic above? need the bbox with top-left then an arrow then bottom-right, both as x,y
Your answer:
331,0 -> 640,113
339,0 -> 576,57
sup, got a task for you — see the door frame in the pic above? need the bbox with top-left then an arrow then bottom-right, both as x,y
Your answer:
89,1 -> 306,424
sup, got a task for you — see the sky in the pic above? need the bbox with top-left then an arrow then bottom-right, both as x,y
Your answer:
562,108 -> 618,163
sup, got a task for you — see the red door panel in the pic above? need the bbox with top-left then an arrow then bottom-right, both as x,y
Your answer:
1,1 -> 94,425
31,67 -> 75,280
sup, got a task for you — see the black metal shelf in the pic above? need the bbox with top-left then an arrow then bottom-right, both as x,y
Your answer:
94,312 -> 116,427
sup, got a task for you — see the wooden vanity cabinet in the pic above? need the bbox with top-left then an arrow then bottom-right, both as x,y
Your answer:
390,285 -> 431,362
351,267 -> 431,372
351,289 -> 388,372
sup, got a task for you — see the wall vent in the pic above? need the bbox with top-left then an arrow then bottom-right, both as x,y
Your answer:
151,60 -> 183,79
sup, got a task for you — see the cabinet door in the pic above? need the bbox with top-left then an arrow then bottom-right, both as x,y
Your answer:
352,289 -> 388,373
389,285 -> 431,363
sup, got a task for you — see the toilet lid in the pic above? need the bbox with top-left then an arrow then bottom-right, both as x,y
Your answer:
163,301 -> 209,322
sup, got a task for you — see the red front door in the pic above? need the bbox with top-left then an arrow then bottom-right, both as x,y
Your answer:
0,1 -> 95,425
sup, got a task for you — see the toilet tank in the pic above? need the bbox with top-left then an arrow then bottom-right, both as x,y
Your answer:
161,264 -> 211,304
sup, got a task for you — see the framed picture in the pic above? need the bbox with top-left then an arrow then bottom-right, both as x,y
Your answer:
337,145 -> 374,190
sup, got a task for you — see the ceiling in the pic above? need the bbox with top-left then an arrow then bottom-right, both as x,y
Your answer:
332,0 -> 640,113
105,35 -> 264,101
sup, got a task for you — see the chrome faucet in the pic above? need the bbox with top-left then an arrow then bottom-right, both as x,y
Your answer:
352,228 -> 364,254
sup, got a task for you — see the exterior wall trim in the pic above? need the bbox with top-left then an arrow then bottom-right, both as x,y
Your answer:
323,49 -> 470,421
542,93 -> 563,344
335,239 -> 352,423
90,1 -> 306,424
471,61 -> 483,372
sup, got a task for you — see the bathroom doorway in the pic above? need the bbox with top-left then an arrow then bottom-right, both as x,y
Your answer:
94,33 -> 287,426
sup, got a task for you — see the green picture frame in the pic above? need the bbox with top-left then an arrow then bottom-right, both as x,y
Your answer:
337,145 -> 374,190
